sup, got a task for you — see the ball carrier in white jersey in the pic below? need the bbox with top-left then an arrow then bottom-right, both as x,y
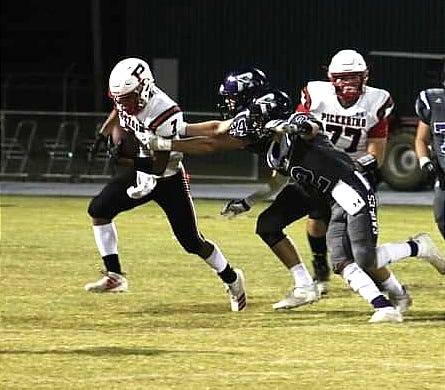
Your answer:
85,58 -> 247,312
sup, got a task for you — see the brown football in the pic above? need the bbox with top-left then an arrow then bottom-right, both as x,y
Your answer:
109,124 -> 139,159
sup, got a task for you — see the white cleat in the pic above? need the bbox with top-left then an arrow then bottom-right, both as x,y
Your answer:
389,285 -> 412,314
273,283 -> 319,310
369,306 -> 403,323
224,268 -> 247,312
412,233 -> 445,275
84,271 -> 128,292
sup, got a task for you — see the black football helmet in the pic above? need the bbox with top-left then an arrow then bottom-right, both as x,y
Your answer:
218,68 -> 269,118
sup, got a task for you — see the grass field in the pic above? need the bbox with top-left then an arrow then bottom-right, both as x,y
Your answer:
1,195 -> 444,389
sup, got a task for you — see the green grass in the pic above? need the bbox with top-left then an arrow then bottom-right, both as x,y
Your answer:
1,195 -> 444,390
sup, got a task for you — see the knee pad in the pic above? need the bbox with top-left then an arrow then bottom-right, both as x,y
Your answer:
255,215 -> 285,247
88,197 -> 106,218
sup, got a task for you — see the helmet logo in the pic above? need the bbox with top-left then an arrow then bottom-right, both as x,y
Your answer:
131,63 -> 146,81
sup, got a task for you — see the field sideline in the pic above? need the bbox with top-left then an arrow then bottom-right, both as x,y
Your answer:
1,196 -> 444,389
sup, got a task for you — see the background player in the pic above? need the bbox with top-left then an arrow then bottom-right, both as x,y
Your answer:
415,68 -> 445,241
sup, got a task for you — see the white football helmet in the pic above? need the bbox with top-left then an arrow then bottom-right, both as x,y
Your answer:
328,49 -> 368,101
108,58 -> 155,115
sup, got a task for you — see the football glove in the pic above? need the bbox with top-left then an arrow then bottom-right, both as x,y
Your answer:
220,198 -> 252,218
354,154 -> 379,190
87,132 -> 108,161
419,157 -> 436,177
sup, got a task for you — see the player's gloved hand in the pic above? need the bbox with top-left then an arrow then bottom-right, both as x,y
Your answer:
355,153 -> 378,173
221,198 -> 252,218
419,157 -> 436,178
264,120 -> 311,137
126,171 -> 157,199
355,154 -> 379,190
87,131 -> 107,161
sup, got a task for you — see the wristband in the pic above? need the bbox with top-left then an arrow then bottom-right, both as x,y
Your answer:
154,137 -> 172,151
419,156 -> 431,169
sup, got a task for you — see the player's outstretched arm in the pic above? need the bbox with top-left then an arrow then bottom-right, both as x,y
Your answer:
221,172 -> 288,218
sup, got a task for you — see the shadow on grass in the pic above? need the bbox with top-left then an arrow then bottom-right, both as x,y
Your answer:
0,346 -> 233,356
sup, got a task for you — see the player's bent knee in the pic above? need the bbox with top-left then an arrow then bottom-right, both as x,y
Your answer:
88,197 -> 105,218
256,227 -> 285,247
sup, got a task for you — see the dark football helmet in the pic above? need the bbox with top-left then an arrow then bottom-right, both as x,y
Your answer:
218,68 -> 269,118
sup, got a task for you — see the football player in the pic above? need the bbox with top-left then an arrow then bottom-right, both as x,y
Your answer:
415,67 -> 445,243
222,50 -> 444,297
142,68 -> 323,308
146,68 -> 445,315
85,57 -> 247,312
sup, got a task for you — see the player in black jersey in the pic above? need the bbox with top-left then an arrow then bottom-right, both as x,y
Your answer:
415,76 -> 445,241
265,114 -> 405,322
145,68 -> 324,308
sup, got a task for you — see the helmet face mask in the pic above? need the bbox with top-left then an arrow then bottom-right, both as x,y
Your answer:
328,50 -> 368,102
218,68 -> 268,117
329,72 -> 367,100
108,58 -> 154,115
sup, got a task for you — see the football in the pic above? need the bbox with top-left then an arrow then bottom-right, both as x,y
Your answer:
109,123 -> 139,159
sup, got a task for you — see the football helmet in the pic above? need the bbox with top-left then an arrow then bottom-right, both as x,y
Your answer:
108,58 -> 155,115
218,68 -> 269,117
328,49 -> 368,101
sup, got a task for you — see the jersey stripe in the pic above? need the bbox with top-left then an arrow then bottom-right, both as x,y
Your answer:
149,105 -> 181,132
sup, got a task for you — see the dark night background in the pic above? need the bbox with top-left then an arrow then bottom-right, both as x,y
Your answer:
1,0 -> 444,115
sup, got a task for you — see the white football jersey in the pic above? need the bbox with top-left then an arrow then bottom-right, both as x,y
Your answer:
117,85 -> 185,177
300,81 -> 393,160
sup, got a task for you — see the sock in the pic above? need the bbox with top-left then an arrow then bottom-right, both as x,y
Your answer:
375,242 -> 413,268
217,264 -> 237,284
203,242 -> 228,273
342,263 -> 390,306
93,223 -> 122,273
307,234 -> 330,281
290,263 -> 313,287
407,240 -> 419,256
93,222 -> 118,256
307,234 -> 328,255
380,272 -> 405,296
103,254 -> 122,274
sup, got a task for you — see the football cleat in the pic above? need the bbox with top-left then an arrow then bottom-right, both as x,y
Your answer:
273,283 -> 319,310
412,233 -> 445,274
369,306 -> 403,323
388,285 -> 412,314
224,268 -> 247,312
84,271 -> 128,293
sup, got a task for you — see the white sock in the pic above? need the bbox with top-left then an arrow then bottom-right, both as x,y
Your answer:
290,263 -> 313,287
342,263 -> 381,304
204,242 -> 228,273
93,222 -> 118,257
381,272 -> 405,296
375,242 -> 412,268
